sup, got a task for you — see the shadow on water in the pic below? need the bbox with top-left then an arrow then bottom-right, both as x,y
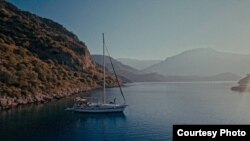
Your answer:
70,112 -> 127,126
63,112 -> 127,141
72,112 -> 127,129
0,102 -> 127,141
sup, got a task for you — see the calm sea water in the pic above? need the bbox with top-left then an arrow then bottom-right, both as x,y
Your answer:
1,82 -> 250,141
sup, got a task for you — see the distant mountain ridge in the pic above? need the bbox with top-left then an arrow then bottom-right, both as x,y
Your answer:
163,72 -> 240,82
92,55 -> 167,82
144,48 -> 250,76
117,58 -> 161,70
92,55 -> 241,82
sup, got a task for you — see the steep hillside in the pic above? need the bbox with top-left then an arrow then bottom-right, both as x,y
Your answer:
92,55 -> 167,82
144,48 -> 250,76
0,1 -> 116,109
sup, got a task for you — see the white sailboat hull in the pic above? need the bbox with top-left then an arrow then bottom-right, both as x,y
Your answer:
68,104 -> 128,113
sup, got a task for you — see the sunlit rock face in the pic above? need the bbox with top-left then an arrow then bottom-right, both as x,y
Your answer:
0,1 -> 117,110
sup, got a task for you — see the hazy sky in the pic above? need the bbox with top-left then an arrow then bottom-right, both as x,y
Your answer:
8,0 -> 250,60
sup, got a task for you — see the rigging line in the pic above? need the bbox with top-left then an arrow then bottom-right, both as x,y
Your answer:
104,44 -> 126,104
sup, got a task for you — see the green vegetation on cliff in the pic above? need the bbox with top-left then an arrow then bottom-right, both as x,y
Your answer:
0,1 -> 116,109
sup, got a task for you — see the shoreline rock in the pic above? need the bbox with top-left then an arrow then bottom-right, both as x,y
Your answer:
231,74 -> 250,92
0,86 -> 96,111
0,1 -> 121,111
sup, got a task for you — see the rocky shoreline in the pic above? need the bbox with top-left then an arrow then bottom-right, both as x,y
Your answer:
0,1 -> 122,111
0,86 -> 95,110
231,74 -> 250,92
231,86 -> 249,92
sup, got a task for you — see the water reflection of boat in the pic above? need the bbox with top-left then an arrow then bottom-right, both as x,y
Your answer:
72,112 -> 127,140
76,112 -> 126,119
74,113 -> 126,129
66,33 -> 128,113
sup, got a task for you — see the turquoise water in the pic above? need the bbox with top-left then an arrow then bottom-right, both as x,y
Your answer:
1,82 -> 250,141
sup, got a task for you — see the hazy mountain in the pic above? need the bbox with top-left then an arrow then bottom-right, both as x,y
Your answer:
92,55 -> 167,82
92,55 -> 240,82
164,72 -> 240,82
144,48 -> 250,76
117,58 -> 161,70
0,1 -> 117,109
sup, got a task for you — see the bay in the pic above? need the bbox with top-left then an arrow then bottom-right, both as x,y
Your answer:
1,82 -> 250,141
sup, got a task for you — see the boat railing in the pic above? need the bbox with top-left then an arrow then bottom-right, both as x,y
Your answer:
75,96 -> 101,103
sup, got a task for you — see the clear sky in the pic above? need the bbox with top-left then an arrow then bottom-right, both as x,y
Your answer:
8,0 -> 250,60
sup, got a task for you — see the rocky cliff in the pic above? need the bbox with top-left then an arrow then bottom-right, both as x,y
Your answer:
231,74 -> 250,92
0,1 -> 116,109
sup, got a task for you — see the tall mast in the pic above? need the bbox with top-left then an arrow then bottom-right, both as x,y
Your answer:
102,33 -> 106,104
103,37 -> 126,105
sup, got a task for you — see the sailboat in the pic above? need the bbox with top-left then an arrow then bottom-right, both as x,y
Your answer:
67,33 -> 128,113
